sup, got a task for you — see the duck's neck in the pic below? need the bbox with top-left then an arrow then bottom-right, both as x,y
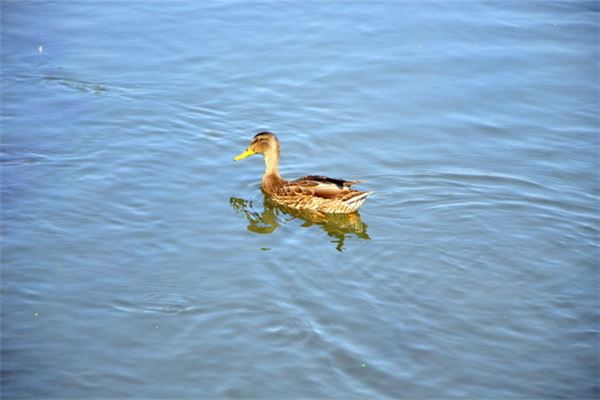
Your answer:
263,147 -> 281,178
262,147 -> 283,192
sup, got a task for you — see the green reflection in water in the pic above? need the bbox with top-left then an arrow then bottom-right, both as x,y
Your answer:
230,195 -> 370,252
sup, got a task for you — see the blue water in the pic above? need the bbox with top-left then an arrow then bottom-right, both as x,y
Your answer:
1,1 -> 599,398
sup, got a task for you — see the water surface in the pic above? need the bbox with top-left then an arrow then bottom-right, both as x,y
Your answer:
1,1 -> 599,398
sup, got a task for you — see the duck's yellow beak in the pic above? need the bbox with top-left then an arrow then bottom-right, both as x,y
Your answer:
234,148 -> 256,161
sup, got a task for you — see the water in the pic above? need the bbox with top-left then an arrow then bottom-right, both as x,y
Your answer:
1,1 -> 599,398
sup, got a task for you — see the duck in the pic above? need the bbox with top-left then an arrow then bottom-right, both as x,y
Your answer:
234,131 -> 373,214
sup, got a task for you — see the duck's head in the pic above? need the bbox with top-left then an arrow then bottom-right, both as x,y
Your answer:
234,131 -> 280,161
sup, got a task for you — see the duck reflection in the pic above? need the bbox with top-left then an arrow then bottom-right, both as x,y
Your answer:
230,195 -> 370,252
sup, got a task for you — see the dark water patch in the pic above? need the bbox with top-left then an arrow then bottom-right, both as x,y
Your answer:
43,75 -> 108,94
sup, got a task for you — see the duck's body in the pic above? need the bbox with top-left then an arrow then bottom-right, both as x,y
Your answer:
234,132 -> 372,214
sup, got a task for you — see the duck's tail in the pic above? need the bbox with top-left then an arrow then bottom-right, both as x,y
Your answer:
342,191 -> 374,213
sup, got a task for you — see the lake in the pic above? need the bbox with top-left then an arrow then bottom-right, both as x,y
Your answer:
1,1 -> 599,398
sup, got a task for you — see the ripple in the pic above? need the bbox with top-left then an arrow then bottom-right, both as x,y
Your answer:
416,169 -> 549,192
259,305 -> 317,344
111,292 -> 202,315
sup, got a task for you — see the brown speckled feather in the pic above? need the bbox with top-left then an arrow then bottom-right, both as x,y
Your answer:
269,177 -> 373,213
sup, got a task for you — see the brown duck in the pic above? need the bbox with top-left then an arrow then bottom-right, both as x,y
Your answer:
234,132 -> 373,214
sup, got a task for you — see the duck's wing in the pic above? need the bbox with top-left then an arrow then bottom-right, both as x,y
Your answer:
272,176 -> 373,213
293,175 -> 363,188
278,175 -> 367,200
